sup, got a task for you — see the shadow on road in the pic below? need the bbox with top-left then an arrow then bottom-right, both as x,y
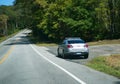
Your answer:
56,55 -> 86,59
4,35 -> 31,46
115,81 -> 120,84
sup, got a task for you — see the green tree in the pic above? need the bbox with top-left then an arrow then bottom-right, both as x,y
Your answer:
14,0 -> 34,29
0,5 -> 21,35
0,14 -> 8,35
108,0 -> 120,39
14,0 -> 120,42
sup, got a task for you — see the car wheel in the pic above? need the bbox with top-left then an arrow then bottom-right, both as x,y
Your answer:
62,50 -> 66,59
57,49 -> 60,57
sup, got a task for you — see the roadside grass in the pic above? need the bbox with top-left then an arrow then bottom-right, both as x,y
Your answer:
30,36 -> 120,46
29,36 -> 57,46
0,29 -> 20,43
30,37 -> 120,46
87,39 -> 120,46
36,42 -> 57,46
86,54 -> 120,78
0,36 -> 7,43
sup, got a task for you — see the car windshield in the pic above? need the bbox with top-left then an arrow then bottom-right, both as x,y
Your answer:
68,40 -> 85,44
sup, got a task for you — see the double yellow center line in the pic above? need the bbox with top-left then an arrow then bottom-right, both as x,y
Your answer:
0,46 -> 14,64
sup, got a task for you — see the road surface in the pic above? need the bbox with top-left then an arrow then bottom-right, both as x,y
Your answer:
0,29 -> 120,84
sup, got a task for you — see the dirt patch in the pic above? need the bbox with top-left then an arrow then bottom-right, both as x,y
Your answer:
106,55 -> 120,70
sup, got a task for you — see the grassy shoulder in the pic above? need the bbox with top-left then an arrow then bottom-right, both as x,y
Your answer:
30,36 -> 120,46
0,36 -> 7,43
29,36 -> 57,46
87,39 -> 120,46
86,54 -> 120,78
0,29 -> 20,43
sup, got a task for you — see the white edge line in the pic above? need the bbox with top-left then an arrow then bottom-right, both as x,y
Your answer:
30,44 -> 86,84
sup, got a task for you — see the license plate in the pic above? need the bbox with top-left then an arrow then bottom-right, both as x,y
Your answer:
76,53 -> 81,55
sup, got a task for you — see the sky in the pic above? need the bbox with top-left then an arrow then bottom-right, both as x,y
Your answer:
0,0 -> 15,6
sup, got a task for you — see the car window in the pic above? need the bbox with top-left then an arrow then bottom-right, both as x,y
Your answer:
68,40 -> 85,44
62,40 -> 66,44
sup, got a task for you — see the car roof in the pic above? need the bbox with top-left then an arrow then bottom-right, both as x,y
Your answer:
65,37 -> 81,40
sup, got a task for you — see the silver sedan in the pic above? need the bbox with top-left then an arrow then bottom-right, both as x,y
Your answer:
57,37 -> 89,59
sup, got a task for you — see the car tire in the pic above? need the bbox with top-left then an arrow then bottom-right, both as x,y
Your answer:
57,49 -> 60,57
62,50 -> 66,59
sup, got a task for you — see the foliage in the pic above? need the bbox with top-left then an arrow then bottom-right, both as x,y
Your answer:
0,14 -> 8,35
11,0 -> 120,42
0,5 -> 21,36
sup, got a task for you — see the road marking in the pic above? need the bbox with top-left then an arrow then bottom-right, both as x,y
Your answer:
30,44 -> 86,84
0,46 -> 14,64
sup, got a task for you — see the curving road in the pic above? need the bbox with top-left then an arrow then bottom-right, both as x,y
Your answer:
0,29 -> 120,84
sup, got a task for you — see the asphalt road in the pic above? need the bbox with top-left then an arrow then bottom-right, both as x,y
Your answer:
0,29 -> 120,84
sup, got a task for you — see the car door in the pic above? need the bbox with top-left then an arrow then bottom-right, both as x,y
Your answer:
58,40 -> 66,54
61,40 -> 68,53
